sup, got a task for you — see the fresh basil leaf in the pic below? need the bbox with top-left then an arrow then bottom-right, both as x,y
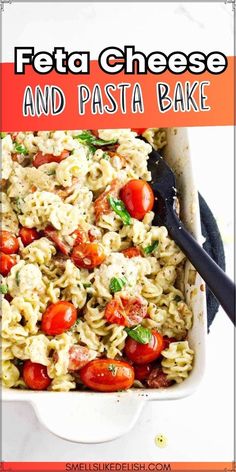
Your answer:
125,325 -> 152,344
14,144 -> 28,156
143,240 -> 159,255
110,276 -> 127,293
0,284 -> 8,294
75,131 -> 117,150
108,195 -> 131,225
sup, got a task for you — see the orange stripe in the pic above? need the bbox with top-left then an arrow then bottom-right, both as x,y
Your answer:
3,462 -> 235,471
1,57 -> 234,131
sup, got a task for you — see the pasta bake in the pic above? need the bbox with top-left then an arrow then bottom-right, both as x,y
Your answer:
0,128 -> 194,392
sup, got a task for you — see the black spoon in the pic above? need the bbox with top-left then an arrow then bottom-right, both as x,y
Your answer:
146,145 -> 235,326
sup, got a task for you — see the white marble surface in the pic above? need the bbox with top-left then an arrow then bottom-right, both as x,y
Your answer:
2,1 -> 234,463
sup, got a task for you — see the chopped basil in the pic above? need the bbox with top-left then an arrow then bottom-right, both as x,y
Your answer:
174,295 -> 182,302
0,132 -> 7,139
14,144 -> 28,156
83,283 -> 92,288
108,195 -> 131,225
0,284 -> 8,294
125,325 -> 152,344
102,152 -> 110,160
15,271 -> 20,286
110,276 -> 127,293
75,131 -> 117,154
143,240 -> 159,255
108,364 -> 117,376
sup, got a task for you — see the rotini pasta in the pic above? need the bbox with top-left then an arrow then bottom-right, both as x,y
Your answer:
161,341 -> 194,383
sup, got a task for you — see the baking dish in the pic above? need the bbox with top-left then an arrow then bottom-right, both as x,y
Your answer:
2,127 -> 207,443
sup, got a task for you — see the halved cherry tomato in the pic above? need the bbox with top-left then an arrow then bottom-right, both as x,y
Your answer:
68,345 -> 91,371
71,242 -> 105,269
72,227 -> 87,246
105,297 -> 147,327
125,330 -> 165,365
120,180 -> 154,220
80,359 -> 135,392
134,363 -> 152,381
44,226 -> 71,255
94,179 -> 119,222
122,247 -> 141,258
41,301 -> 77,335
23,360 -> 51,390
131,128 -> 147,135
33,150 -> 70,168
19,227 -> 40,246
0,252 -> 17,276
0,231 -> 19,254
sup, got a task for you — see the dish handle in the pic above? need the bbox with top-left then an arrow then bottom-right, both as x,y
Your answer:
32,392 -> 145,443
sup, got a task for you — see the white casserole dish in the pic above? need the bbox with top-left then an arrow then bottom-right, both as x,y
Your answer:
2,127 -> 207,443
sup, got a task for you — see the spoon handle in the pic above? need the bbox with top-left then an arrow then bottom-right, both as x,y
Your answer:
165,207 -> 235,325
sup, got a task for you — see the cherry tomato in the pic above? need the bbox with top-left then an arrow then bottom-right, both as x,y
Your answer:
44,226 -> 71,255
68,345 -> 91,371
72,227 -> 87,246
122,247 -> 141,258
71,242 -> 105,269
19,227 -> 40,246
134,363 -> 152,381
0,252 -> 17,276
120,180 -> 154,220
125,330 -> 165,364
0,231 -> 19,254
80,359 -> 135,392
23,360 -> 51,390
33,150 -> 70,168
41,301 -> 77,335
105,297 -> 147,327
94,179 -> 119,222
131,128 -> 147,135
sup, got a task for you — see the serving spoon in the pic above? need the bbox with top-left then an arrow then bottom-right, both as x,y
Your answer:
146,144 -> 235,325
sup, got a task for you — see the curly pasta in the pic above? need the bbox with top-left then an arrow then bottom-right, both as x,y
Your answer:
21,237 -> 56,265
161,341 -> 194,383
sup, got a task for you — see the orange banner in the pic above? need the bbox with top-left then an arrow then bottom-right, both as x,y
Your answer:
1,57 -> 234,132
2,462 -> 235,472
